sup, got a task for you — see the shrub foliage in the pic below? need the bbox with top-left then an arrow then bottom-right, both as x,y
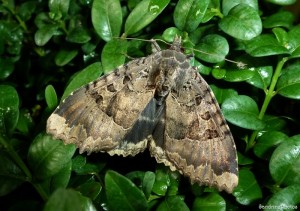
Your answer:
1,0 -> 300,210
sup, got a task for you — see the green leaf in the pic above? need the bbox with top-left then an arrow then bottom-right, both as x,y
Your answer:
66,28 -> 91,44
91,0 -> 122,41
16,109 -> 34,135
0,57 -> 14,80
157,195 -> 189,211
0,85 -> 19,136
124,0 -> 170,35
28,133 -> 76,180
245,34 -> 290,57
126,171 -> 156,199
61,62 -> 102,100
276,62 -> 300,99
34,25 -> 60,46
72,158 -> 106,175
223,69 -> 255,82
194,34 -> 229,63
272,28 -> 288,46
44,188 -> 96,211
45,85 -> 58,110
210,85 -> 238,104
222,0 -> 258,16
269,135 -> 300,186
287,25 -> 300,55
152,167 -> 171,196
174,0 -> 210,32
219,4 -> 262,40
246,66 -> 273,90
162,27 -> 184,43
142,171 -> 156,199
267,0 -> 296,6
101,39 -> 128,74
266,185 -> 300,210
105,170 -> 148,210
222,95 -> 265,130
238,152 -> 254,165
192,193 -> 226,211
49,161 -> 73,192
263,11 -> 294,29
76,181 -> 102,200
253,131 -> 289,159
54,48 -> 78,66
263,115 -> 287,131
233,169 -> 262,205
0,152 -> 25,196
18,1 -> 38,21
48,0 -> 70,19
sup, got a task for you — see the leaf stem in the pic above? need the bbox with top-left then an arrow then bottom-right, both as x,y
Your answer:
246,57 -> 288,151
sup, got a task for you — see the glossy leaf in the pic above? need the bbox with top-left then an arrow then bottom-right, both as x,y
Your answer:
126,171 -> 156,199
66,28 -> 91,44
44,188 -> 96,211
28,133 -> 76,180
287,25 -> 300,54
54,48 -> 78,66
238,152 -> 254,165
0,85 -> 19,136
0,152 -> 25,196
266,185 -> 300,209
124,0 -> 170,35
0,57 -> 14,80
263,115 -> 287,131
269,135 -> 300,186
76,181 -> 102,200
254,131 -> 289,159
233,169 -> 262,205
16,109 -> 34,135
91,0 -> 122,41
222,95 -> 265,130
49,161 -> 73,192
152,167 -> 171,196
157,195 -> 189,211
246,66 -> 273,90
34,25 -> 60,46
101,39 -> 128,74
263,11 -> 294,29
224,69 -> 255,82
48,0 -> 70,18
219,4 -> 262,40
105,170 -> 148,210
45,85 -> 58,110
276,62 -> 300,99
195,34 -> 229,63
222,0 -> 258,16
174,0 -> 209,32
267,0 -> 296,6
192,193 -> 226,211
61,62 -> 102,100
245,34 -> 290,57
210,85 -> 238,104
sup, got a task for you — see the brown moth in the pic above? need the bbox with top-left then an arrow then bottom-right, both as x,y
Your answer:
47,36 -> 238,193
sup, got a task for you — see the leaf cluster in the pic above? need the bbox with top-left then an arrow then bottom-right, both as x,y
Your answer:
1,0 -> 300,210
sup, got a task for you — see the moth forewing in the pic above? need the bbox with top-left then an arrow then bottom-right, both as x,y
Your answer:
46,36 -> 238,193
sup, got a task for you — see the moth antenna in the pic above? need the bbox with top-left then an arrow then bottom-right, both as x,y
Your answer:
113,36 -> 247,68
187,47 -> 247,68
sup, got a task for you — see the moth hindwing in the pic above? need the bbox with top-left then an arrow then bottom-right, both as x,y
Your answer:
47,37 -> 238,193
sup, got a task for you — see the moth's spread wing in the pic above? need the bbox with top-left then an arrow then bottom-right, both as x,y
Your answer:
47,57 -> 158,156
149,69 -> 238,193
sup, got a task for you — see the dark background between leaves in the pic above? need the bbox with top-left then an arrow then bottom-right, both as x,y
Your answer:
1,0 -> 300,210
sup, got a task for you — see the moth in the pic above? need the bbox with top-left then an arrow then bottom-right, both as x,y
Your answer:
47,36 -> 238,193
